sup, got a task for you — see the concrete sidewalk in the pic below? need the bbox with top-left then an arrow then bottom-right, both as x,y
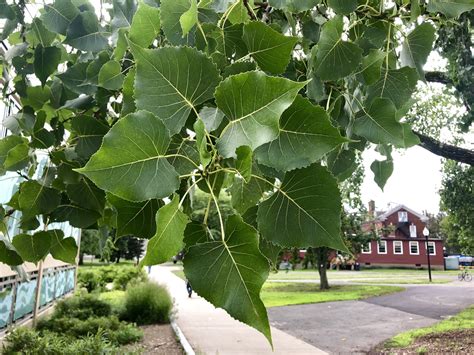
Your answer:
149,265 -> 326,355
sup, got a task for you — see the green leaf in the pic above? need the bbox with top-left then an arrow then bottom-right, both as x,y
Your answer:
34,45 -> 62,86
131,44 -> 221,135
327,0 -> 358,14
367,67 -> 418,109
66,178 -> 106,213
257,164 -> 346,250
111,0 -> 137,29
0,135 -> 28,173
230,175 -> 268,214
183,220 -> 211,248
57,62 -> 97,95
167,135 -> 200,175
70,115 -> 109,158
327,148 -> 357,182
49,229 -> 77,264
242,21 -> 297,74
129,2 -> 161,47
199,106 -> 225,132
180,0 -> 198,37
268,0 -> 319,12
12,231 -> 52,263
216,71 -> 305,158
98,60 -> 124,90
3,143 -> 29,171
360,49 -> 385,85
86,52 -> 111,84
77,111 -> 180,202
255,95 -> 347,172
401,123 -> 420,148
259,237 -> 281,268
312,16 -> 362,81
227,0 -> 252,24
161,0 -> 196,45
235,146 -> 252,182
184,214 -> 272,344
194,119 -> 212,167
29,18 -> 56,46
427,0 -> 474,18
50,203 -> 100,228
121,68 -> 136,116
400,23 -> 436,79
370,159 -> 393,190
142,195 -> 189,265
353,98 -> 408,147
41,0 -> 79,35
18,181 -> 61,220
0,235 -> 23,266
107,193 -> 161,239
65,11 -> 108,52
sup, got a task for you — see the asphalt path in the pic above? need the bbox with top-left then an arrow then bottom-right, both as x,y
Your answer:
268,284 -> 474,354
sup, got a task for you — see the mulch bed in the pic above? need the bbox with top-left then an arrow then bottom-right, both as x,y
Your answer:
369,329 -> 474,354
124,324 -> 184,354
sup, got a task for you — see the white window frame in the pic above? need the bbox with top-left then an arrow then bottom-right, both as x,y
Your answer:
409,241 -> 419,255
410,224 -> 417,238
398,211 -> 408,222
377,240 -> 387,254
426,242 -> 436,255
362,242 -> 371,254
393,241 -> 403,255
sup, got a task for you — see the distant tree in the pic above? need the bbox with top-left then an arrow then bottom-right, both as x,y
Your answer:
124,237 -> 145,264
79,230 -> 101,265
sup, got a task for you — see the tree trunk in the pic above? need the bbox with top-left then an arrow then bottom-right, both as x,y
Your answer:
316,247 -> 330,290
78,252 -> 84,265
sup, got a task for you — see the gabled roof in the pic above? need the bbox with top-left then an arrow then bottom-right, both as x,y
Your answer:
376,204 -> 428,222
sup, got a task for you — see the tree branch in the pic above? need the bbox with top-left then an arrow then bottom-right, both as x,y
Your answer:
425,71 -> 452,84
414,131 -> 474,165
243,0 -> 257,20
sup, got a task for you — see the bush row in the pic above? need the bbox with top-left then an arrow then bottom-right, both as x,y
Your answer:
77,264 -> 147,292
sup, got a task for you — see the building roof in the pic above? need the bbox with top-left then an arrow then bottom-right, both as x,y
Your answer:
376,204 -> 429,222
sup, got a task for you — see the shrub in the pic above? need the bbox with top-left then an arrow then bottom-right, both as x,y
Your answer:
53,293 -> 112,320
121,281 -> 172,325
77,270 -> 102,292
113,266 -> 147,290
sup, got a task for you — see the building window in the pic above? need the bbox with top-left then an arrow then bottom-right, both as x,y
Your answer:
398,211 -> 408,222
426,242 -> 436,255
378,241 -> 387,254
410,224 -> 417,238
393,241 -> 403,254
362,243 -> 371,254
410,241 -> 419,255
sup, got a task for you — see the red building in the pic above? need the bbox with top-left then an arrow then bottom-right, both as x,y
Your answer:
358,202 -> 445,269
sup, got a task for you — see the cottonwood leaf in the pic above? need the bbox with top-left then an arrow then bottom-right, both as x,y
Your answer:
70,115 -> 109,159
255,95 -> 347,172
13,231 -> 52,263
229,175 -> 268,214
107,193 -> 161,239
216,71 -> 305,158
183,220 -> 211,248
18,180 -> 61,220
400,23 -> 435,79
180,0 -> 198,37
167,135 -> 200,175
268,0 -> 319,12
34,45 -> 61,86
49,229 -> 77,264
427,0 -> 474,18
366,67 -> 418,109
235,146 -> 252,182
142,195 -> 189,265
0,136 -> 29,173
353,98 -> 407,147
0,236 -> 22,266
65,11 -> 108,52
66,178 -> 106,213
199,106 -> 225,132
98,60 -> 124,90
111,0 -> 137,30
371,159 -> 393,190
312,16 -> 362,81
121,68 -> 136,116
129,2 -> 161,47
327,0 -> 358,14
183,214 -> 272,345
41,0 -> 79,35
257,164 -> 346,250
161,0 -> 196,45
131,43 -> 221,135
51,202 -> 100,228
359,49 -> 385,85
194,119 -> 212,167
242,21 -> 297,74
77,110 -> 180,202
327,148 -> 358,182
57,62 -> 97,95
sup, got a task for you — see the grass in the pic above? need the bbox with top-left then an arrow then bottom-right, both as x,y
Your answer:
172,270 -> 185,280
99,290 -> 126,314
352,278 -> 451,284
261,283 -> 403,307
385,306 -> 474,348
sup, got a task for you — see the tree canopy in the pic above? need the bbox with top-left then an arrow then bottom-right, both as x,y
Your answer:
1,0 -> 473,345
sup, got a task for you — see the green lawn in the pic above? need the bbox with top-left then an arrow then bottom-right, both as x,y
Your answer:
261,283 -> 404,307
352,278 -> 451,284
384,306 -> 474,348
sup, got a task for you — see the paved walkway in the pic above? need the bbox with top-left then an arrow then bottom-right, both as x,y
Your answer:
268,284 -> 474,354
149,265 -> 326,355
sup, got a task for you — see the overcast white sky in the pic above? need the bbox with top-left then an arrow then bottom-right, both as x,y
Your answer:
361,146 -> 443,214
